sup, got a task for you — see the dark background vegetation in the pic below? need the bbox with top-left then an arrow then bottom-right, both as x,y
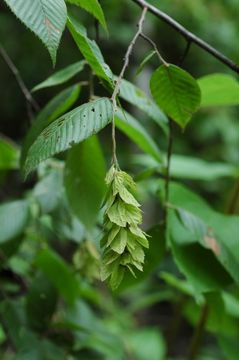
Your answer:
1,0 -> 239,359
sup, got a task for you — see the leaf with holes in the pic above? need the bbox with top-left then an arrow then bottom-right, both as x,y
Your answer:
150,64 -> 201,128
67,0 -> 107,31
23,98 -> 113,177
64,136 -> 106,230
4,0 -> 67,65
21,84 -> 81,169
67,16 -> 113,84
32,61 -> 86,91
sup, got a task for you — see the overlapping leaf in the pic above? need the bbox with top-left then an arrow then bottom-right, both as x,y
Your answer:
67,0 -> 107,30
150,64 -> 201,128
24,97 -> 113,176
32,60 -> 86,91
4,0 -> 67,64
64,136 -> 106,230
21,84 -> 81,169
67,16 -> 113,84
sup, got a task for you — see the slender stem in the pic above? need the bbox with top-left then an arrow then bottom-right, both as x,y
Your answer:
140,33 -> 168,65
0,45 -> 40,118
111,7 -> 148,165
187,304 -> 209,360
165,118 -> 173,207
131,0 -> 239,74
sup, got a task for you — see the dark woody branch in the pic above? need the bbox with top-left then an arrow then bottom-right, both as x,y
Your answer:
131,0 -> 239,74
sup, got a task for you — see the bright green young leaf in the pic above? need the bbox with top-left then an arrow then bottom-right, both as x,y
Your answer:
35,248 -> 80,304
67,16 -> 113,84
119,79 -> 168,134
67,0 -> 107,31
0,137 -> 19,170
21,84 -> 81,169
150,64 -> 201,128
32,60 -> 86,91
4,0 -> 67,65
198,73 -> 239,107
115,110 -> 163,163
136,50 -> 157,76
24,97 -> 113,176
64,136 -> 106,230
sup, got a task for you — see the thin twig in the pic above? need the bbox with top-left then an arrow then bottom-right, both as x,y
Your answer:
140,32 -> 168,65
178,40 -> 192,66
165,118 -> 173,207
0,45 -> 40,116
111,7 -> 148,166
131,0 -> 239,74
187,304 -> 209,360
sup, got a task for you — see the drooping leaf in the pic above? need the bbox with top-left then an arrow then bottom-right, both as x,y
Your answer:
32,60 -> 86,91
0,137 -> 19,170
24,97 -> 113,176
159,181 -> 239,292
21,84 -> 81,169
67,0 -> 107,31
35,248 -> 80,304
4,0 -> 67,65
198,73 -> 239,107
119,79 -> 168,133
64,136 -> 106,230
115,110 -> 163,163
150,64 -> 201,128
67,16 -> 113,84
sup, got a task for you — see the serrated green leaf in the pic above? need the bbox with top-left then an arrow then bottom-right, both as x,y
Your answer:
32,60 -> 86,91
115,110 -> 163,163
67,0 -> 107,31
198,73 -> 239,107
67,16 -> 113,84
119,79 -> 168,134
4,0 -> 67,65
21,84 -> 81,169
64,136 -> 106,230
35,248 -> 80,304
24,97 -> 113,176
150,64 -> 201,128
118,186 -> 140,207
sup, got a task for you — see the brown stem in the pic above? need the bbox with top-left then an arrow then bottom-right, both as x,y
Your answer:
187,304 -> 209,360
111,7 -> 148,166
131,0 -> 239,73
0,45 -> 40,123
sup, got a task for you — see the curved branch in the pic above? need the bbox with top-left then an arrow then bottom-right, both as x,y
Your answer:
131,0 -> 239,74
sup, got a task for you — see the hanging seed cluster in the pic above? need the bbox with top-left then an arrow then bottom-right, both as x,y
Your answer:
101,165 -> 149,290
